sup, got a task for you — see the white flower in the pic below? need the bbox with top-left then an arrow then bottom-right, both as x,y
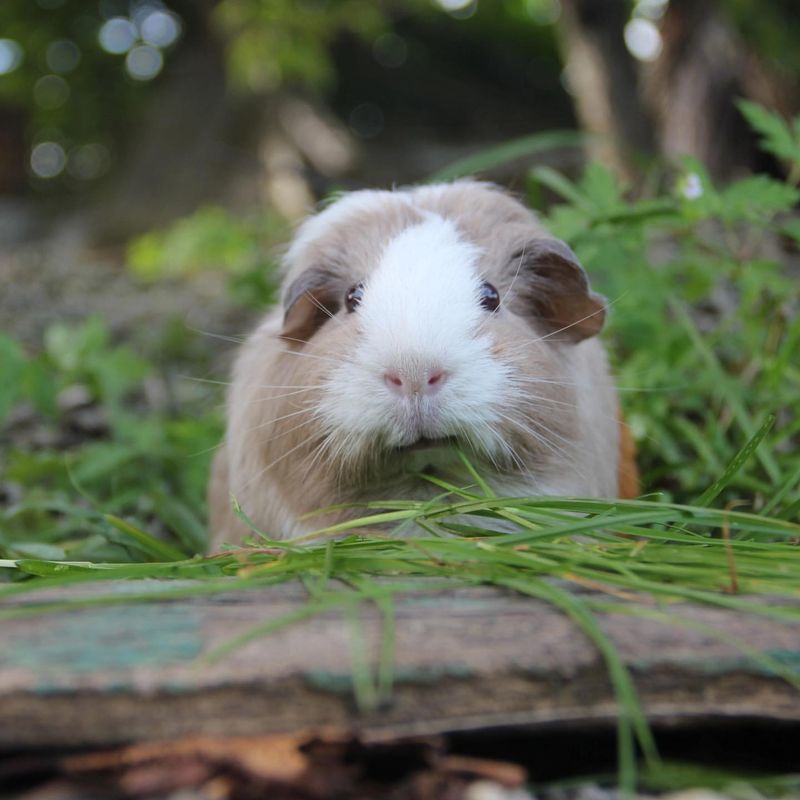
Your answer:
681,172 -> 704,200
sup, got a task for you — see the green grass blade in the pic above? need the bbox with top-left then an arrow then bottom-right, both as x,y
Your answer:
429,130 -> 583,182
104,514 -> 187,561
500,574 -> 659,796
695,414 -> 775,506
761,459 -> 800,516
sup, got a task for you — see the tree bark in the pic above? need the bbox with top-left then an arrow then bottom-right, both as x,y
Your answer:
556,0 -> 657,180
644,0 -> 795,180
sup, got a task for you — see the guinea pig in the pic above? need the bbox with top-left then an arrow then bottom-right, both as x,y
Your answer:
208,180 -> 638,547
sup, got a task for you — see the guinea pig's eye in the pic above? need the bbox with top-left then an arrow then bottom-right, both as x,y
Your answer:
345,282 -> 365,313
479,281 -> 500,312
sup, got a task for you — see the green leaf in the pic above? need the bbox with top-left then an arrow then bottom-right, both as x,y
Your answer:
0,334 -> 26,425
429,129 -> 583,182
579,162 -> 623,208
531,165 -> 587,207
21,358 -> 58,418
719,175 -> 800,223
737,99 -> 800,165
780,218 -> 800,244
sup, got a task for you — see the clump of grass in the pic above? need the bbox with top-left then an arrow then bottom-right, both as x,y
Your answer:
2,455 -> 800,794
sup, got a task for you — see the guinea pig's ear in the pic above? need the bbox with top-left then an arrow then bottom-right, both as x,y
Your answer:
281,267 -> 341,342
517,239 -> 606,343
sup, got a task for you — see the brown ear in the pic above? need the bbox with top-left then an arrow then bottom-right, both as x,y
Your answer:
518,239 -> 606,342
281,267 -> 342,342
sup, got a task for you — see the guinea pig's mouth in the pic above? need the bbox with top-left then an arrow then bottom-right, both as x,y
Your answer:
395,435 -> 460,454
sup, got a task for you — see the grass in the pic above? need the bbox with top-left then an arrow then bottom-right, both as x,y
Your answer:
2,473 -> 800,795
2,102 -> 800,796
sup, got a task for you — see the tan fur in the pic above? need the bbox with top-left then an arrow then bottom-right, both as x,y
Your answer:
208,182 -> 635,548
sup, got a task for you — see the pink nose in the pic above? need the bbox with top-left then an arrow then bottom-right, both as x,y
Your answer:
384,368 -> 448,397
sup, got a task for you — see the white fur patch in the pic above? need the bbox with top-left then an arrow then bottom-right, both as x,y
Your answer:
319,215 -> 511,456
284,189 -> 395,267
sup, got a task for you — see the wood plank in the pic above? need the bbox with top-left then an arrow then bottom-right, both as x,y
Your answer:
1,581 -> 798,748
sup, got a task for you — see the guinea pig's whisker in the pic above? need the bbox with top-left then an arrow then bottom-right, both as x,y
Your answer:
243,406 -> 313,435
305,293 -> 344,326
251,382 -> 323,390
280,349 -> 343,366
495,410 -> 572,463
500,243 -> 528,305
186,376 -> 323,395
186,327 -> 249,345
508,375 -> 588,388
185,440 -> 228,459
522,292 -> 629,347
512,417 -> 590,484
488,429 -> 527,475
250,418 -> 315,448
246,387 -> 320,403
301,436 -> 333,483
241,386 -> 320,405
509,378 -> 643,431
183,376 -> 235,387
508,386 -> 583,412
474,245 -> 528,338
237,430 -> 323,493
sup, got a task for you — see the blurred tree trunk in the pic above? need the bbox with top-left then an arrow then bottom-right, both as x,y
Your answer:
556,0 -> 656,181
0,108 -> 26,194
645,0 -> 796,180
89,15 -> 259,242
88,2 -> 356,242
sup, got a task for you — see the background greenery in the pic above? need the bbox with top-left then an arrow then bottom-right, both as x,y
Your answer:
2,101 -> 798,560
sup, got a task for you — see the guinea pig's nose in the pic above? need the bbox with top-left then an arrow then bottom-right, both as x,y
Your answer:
384,368 -> 448,397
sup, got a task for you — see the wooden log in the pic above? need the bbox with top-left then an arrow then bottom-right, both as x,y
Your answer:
1,581 -> 798,749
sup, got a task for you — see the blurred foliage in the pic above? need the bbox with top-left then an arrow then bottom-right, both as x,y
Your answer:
0,0 -> 187,188
0,317 -> 220,560
214,0 -> 564,93
214,0 -> 389,92
738,99 -> 800,183
127,205 -> 287,308
526,104 -> 800,506
0,0 -> 570,194
2,0 -> 800,196
722,0 -> 800,76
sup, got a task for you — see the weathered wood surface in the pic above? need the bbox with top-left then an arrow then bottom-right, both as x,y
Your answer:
1,581 -> 798,749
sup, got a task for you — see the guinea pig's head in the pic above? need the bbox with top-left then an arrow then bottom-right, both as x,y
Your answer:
273,181 -> 607,488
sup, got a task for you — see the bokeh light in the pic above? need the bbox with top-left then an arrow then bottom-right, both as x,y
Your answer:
67,143 -> 112,181
0,39 -> 24,75
139,10 -> 181,48
436,0 -> 473,10
46,40 -> 81,73
624,18 -> 662,62
635,0 -> 669,20
33,75 -> 70,110
349,103 -> 384,139
125,44 -> 163,81
435,0 -> 478,17
526,0 -> 561,25
99,17 -> 138,55
372,34 -> 408,69
30,142 -> 67,179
